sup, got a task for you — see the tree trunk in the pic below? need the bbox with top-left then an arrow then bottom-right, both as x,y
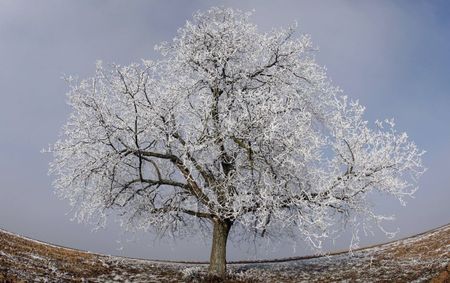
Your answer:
208,219 -> 232,277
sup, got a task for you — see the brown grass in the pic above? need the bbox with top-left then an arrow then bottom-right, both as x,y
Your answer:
1,224 -> 449,282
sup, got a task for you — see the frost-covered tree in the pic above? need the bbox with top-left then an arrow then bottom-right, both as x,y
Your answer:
50,7 -> 424,276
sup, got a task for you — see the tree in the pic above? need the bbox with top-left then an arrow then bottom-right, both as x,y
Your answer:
50,7 -> 424,277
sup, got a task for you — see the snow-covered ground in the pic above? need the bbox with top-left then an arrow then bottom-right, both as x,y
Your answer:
1,224 -> 449,282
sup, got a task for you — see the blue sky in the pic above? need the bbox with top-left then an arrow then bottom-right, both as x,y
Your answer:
0,0 -> 449,260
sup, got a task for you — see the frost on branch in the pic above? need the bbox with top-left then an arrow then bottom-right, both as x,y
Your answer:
50,7 -> 424,250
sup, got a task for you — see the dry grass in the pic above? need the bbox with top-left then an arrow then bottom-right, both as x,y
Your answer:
1,224 -> 449,282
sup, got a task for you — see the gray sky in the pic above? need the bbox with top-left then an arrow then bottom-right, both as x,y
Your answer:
0,0 -> 449,261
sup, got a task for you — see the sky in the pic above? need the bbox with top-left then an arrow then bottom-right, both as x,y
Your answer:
0,0 -> 449,261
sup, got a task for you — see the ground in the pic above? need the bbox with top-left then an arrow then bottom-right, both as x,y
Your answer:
0,224 -> 449,282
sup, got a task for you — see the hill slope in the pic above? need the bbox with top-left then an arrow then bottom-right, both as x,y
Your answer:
1,224 -> 449,282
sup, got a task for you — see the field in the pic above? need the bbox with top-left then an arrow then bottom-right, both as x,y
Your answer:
1,224 -> 449,282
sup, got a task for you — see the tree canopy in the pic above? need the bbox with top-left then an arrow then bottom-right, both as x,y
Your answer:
50,7 -> 425,276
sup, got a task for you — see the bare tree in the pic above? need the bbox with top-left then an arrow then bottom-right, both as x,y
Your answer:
50,7 -> 424,276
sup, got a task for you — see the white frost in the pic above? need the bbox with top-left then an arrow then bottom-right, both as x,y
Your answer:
49,7 -> 425,251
